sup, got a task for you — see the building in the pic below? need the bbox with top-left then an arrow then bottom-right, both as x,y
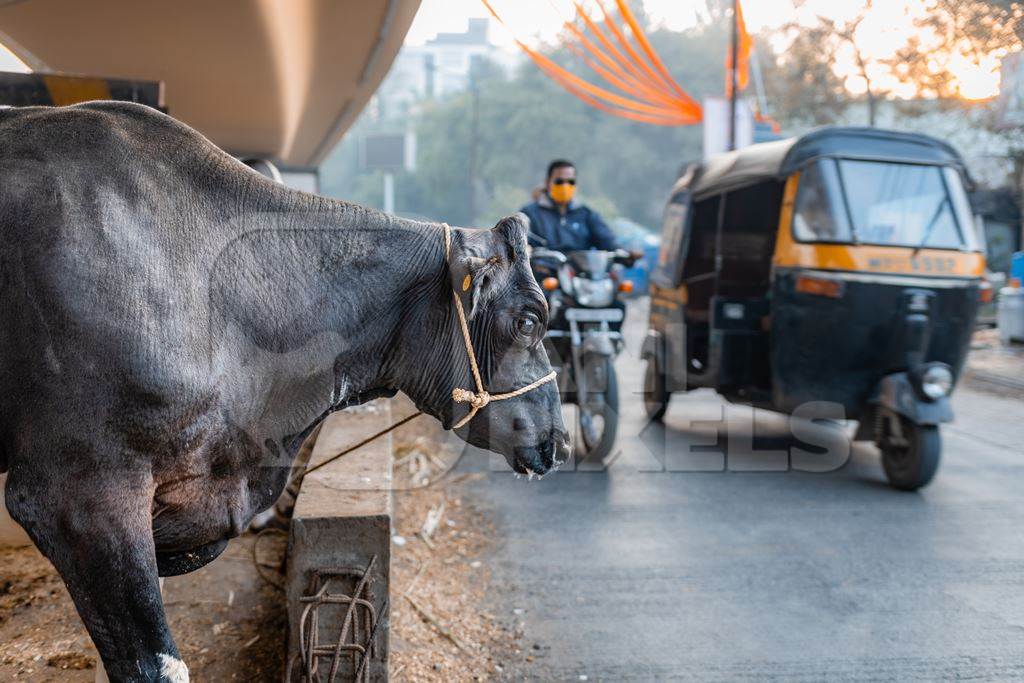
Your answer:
376,18 -> 519,118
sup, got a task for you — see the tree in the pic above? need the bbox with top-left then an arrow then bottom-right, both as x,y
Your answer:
894,1 -> 1023,217
920,0 -> 1022,56
759,1 -> 891,127
823,3 -> 886,127
760,22 -> 851,126
893,0 -> 1022,99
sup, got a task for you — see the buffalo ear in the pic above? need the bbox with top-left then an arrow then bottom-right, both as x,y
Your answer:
464,256 -> 505,319
447,219 -> 521,319
494,213 -> 529,257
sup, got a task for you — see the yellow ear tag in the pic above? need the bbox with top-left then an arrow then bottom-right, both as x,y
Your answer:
462,274 -> 472,292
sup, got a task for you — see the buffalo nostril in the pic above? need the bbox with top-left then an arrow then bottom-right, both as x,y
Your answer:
538,439 -> 554,466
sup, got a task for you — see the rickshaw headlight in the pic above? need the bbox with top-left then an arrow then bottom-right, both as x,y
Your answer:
572,277 -> 615,307
920,365 -> 954,400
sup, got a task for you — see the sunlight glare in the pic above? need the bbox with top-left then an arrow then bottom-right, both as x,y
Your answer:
949,51 -> 1003,100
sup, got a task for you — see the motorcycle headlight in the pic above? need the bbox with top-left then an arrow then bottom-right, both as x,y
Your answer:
919,364 -> 954,400
572,277 -> 614,308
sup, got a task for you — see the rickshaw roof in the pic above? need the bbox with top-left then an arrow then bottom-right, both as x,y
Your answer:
677,127 -> 969,201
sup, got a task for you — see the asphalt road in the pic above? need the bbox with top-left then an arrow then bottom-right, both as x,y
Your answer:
459,298 -> 1024,681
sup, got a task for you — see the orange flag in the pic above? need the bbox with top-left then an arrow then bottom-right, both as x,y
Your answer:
480,0 -> 702,126
725,0 -> 752,97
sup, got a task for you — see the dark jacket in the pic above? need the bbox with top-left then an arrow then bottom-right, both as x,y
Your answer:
520,193 -> 618,252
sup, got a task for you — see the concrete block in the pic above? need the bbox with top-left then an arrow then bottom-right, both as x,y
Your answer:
285,401 -> 393,681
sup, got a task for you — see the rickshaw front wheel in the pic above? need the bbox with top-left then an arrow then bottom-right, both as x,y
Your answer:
879,416 -> 941,491
643,357 -> 670,422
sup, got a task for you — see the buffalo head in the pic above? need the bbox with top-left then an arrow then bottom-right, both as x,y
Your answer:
395,215 -> 569,475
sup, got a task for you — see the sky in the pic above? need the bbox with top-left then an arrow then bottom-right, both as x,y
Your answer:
406,0 -> 1007,100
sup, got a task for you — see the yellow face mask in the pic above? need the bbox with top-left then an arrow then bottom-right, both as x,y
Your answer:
548,181 -> 576,205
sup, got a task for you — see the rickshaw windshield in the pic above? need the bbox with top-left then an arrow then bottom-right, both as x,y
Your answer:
793,158 -> 980,251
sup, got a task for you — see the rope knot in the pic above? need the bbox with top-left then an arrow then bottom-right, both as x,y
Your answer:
452,387 -> 491,410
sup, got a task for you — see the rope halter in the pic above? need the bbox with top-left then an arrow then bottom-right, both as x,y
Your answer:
442,223 -> 557,430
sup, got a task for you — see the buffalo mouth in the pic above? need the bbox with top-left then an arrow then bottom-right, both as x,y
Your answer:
512,434 -> 569,477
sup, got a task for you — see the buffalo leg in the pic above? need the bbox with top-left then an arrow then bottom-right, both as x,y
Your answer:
5,467 -> 187,682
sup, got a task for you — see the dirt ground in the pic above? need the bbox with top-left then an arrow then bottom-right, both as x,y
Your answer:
0,534 -> 288,681
0,401 -> 519,681
965,327 -> 1024,398
387,413 -> 520,681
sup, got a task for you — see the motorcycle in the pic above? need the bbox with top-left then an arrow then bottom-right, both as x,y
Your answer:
531,246 -> 635,461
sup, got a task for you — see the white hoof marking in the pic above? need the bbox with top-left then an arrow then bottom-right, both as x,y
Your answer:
158,654 -> 189,683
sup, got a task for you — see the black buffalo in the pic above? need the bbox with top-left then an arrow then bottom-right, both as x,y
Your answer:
0,101 -> 567,681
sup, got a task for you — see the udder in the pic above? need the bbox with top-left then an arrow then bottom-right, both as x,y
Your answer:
156,538 -> 230,577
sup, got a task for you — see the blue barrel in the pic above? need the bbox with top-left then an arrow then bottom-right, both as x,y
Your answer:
1012,252 -> 1024,283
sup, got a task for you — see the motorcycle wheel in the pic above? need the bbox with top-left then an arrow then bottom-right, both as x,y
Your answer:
576,353 -> 619,463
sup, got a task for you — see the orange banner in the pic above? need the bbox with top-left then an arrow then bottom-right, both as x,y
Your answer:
562,24 -> 687,110
593,0 -> 678,102
614,0 -> 700,108
481,0 -> 702,126
550,75 -> 698,126
725,0 -> 752,96
527,46 -> 694,118
571,1 -> 677,102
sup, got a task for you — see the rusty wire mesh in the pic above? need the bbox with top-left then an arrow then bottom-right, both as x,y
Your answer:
286,555 -> 384,683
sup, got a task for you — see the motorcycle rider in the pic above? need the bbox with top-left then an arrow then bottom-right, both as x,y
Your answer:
520,159 -> 619,251
522,159 -> 629,334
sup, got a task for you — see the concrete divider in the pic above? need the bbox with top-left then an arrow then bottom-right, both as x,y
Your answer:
285,400 -> 393,681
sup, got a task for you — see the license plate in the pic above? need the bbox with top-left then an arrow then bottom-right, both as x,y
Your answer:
565,308 -> 623,322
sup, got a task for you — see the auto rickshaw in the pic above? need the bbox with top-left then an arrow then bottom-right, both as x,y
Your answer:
642,127 -> 985,490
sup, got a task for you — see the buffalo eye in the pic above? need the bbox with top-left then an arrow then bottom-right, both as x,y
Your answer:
516,315 -> 538,339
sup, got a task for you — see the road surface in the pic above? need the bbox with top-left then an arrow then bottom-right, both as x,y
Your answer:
458,298 -> 1024,681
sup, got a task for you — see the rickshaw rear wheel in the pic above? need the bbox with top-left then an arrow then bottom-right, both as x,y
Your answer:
879,416 -> 941,491
643,357 -> 669,422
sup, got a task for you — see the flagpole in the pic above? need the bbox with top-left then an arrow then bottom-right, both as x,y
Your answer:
728,0 -> 738,151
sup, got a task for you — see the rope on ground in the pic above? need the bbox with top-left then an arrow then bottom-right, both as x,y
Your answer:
252,527 -> 289,591
289,411 -> 423,488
